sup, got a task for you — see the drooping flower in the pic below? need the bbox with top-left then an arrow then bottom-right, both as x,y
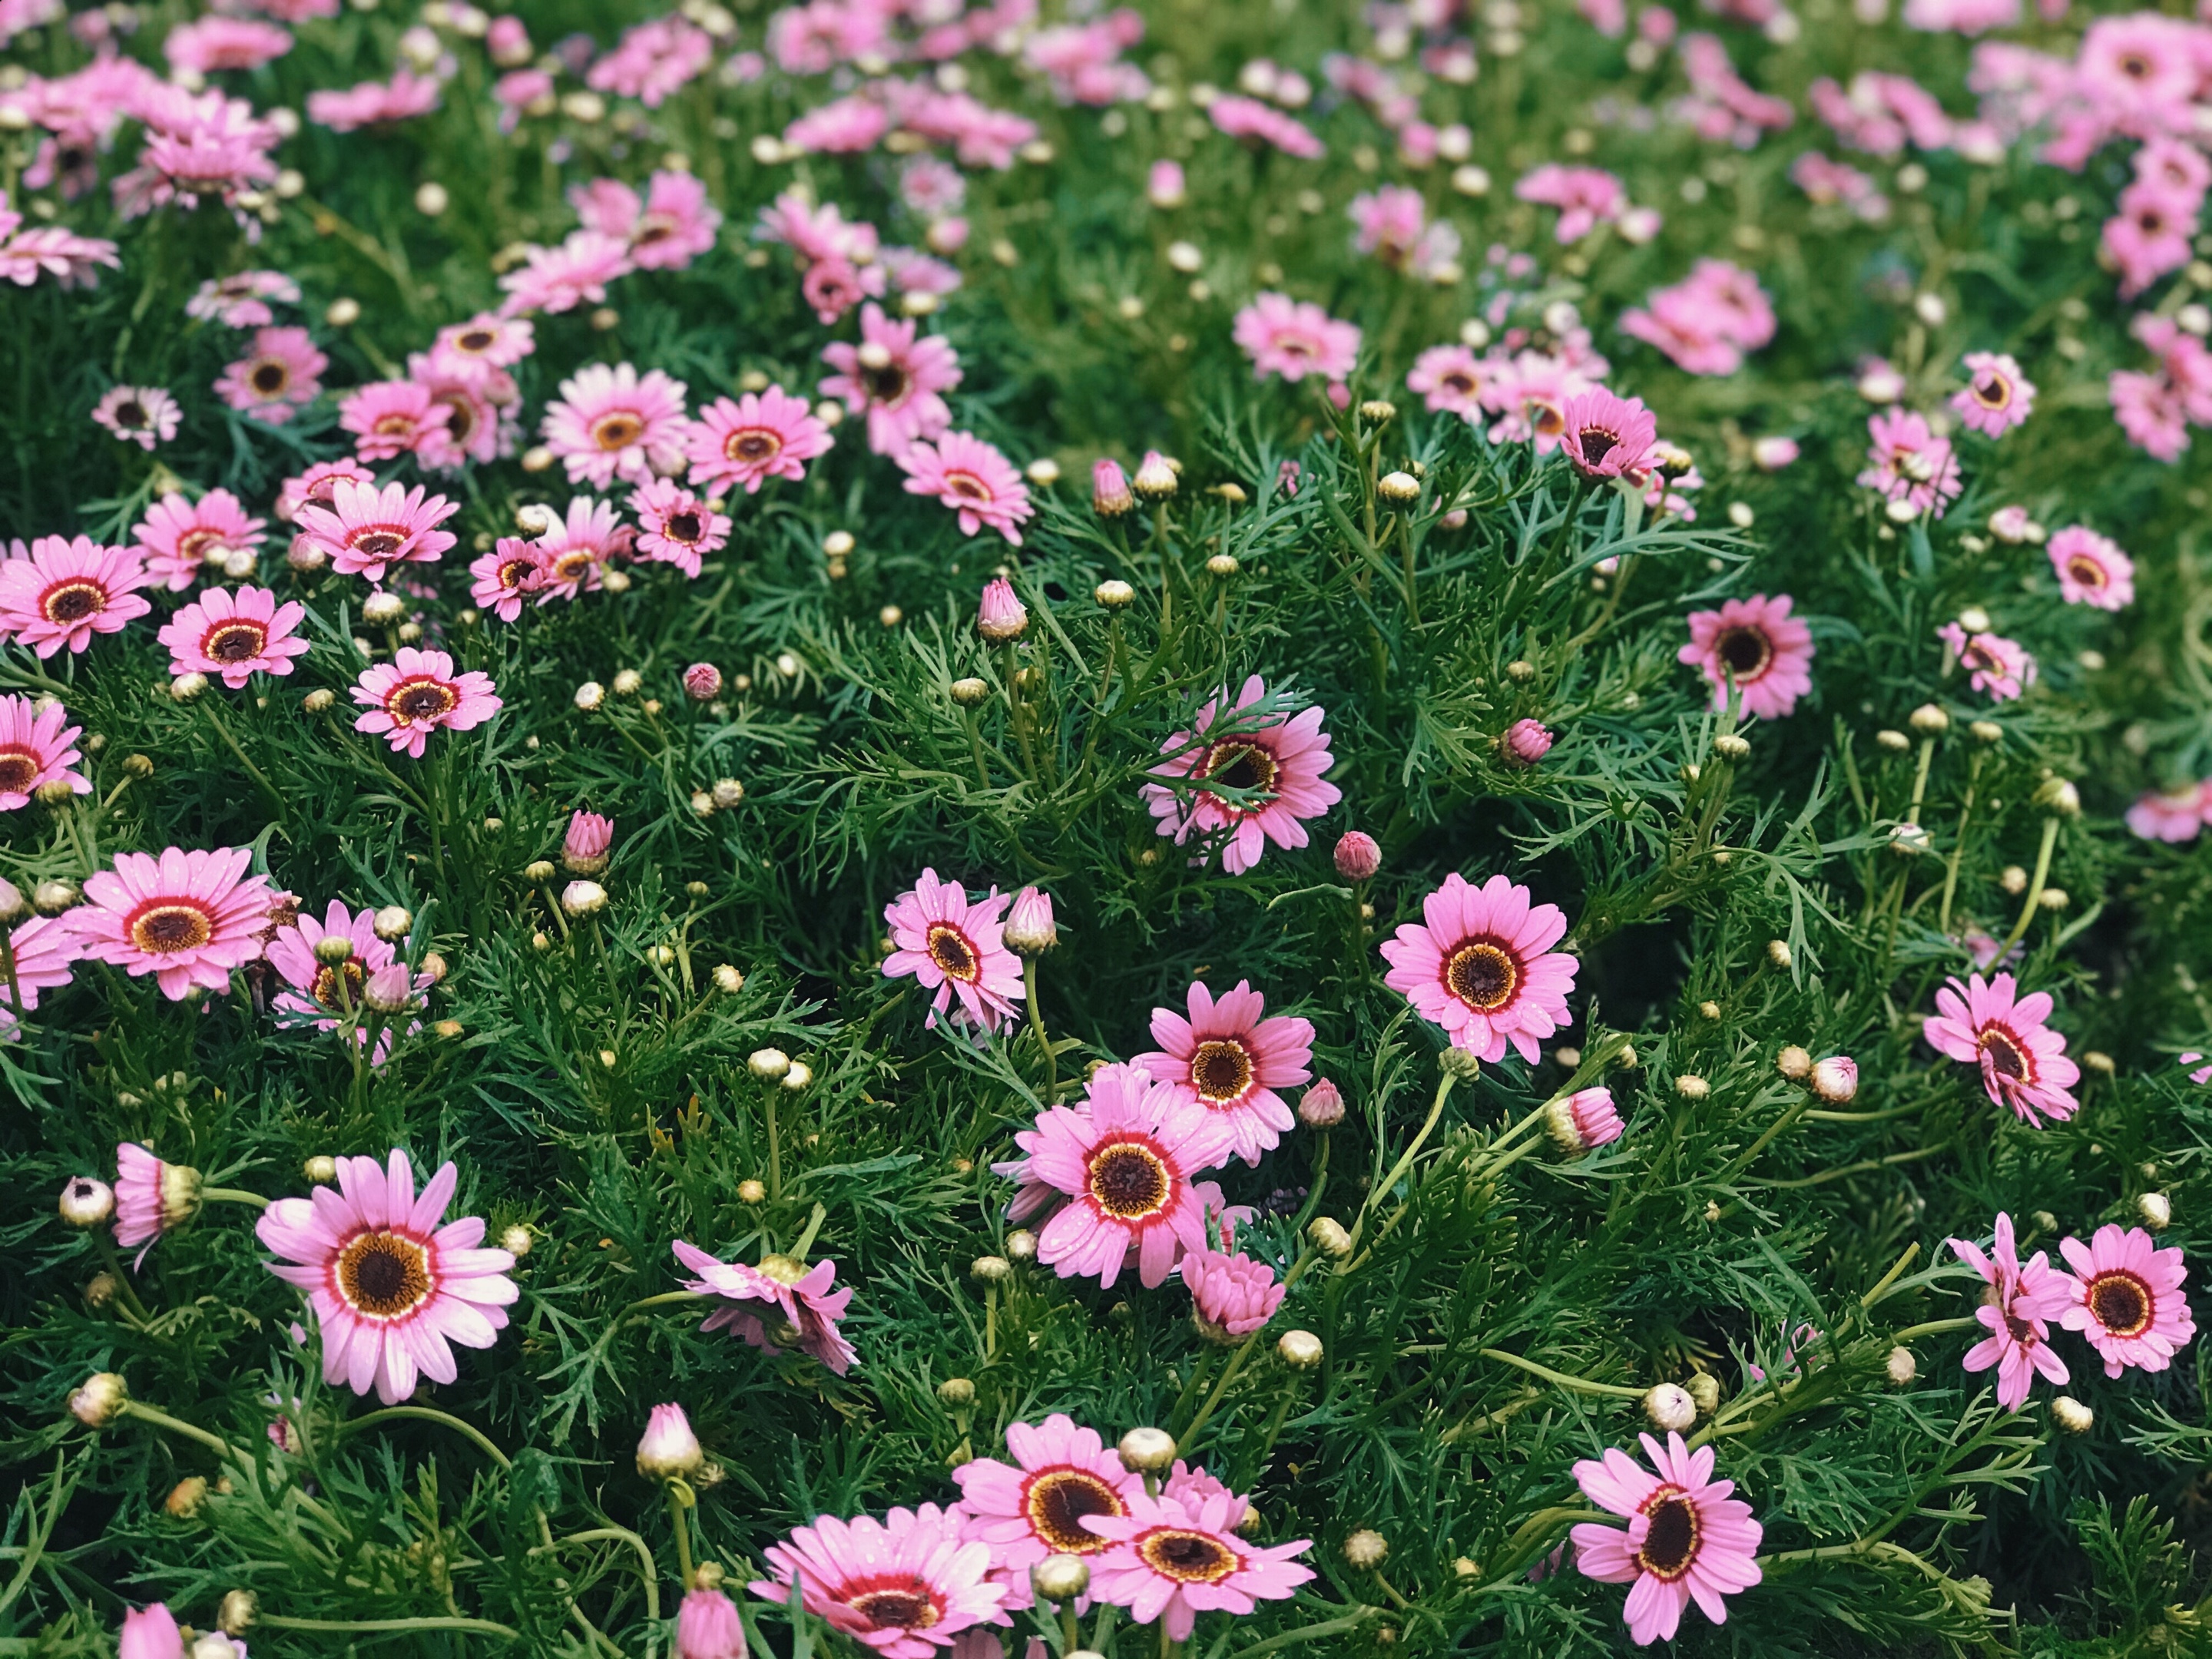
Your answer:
1546,1086 -> 1624,1154
1182,1240 -> 1285,1339
68,846 -> 276,1000
256,1150 -> 519,1405
685,388 -> 833,495
213,326 -> 326,424
880,867 -> 1023,1034
1559,389 -> 1658,480
1380,873 -> 1579,1063
351,647 -> 502,758
0,915 -> 78,1033
0,693 -> 88,809
1141,676 -> 1340,875
951,1413 -> 1143,1594
114,1142 -> 202,1253
1232,292 -> 1360,383
820,304 -> 962,455
899,432 -> 1034,545
156,585 -> 310,687
1948,1211 -> 2071,1409
2059,1224 -> 2197,1379
2045,526 -> 2135,611
631,476 -> 730,577
1937,621 -> 2035,702
1134,979 -> 1313,1165
677,1588 -> 747,1659
671,1238 -> 858,1374
118,1605 -> 184,1659
1922,972 -> 2080,1127
1677,594 -> 1816,720
1570,1432 -> 1762,1646
132,489 -> 267,590
543,363 -> 690,488
92,386 -> 180,449
1081,1488 -> 1314,1639
1951,351 -> 2035,437
293,479 -> 459,584
0,536 -> 153,657
750,1505 -> 1005,1659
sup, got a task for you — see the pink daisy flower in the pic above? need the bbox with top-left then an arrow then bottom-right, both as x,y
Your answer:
1081,1488 -> 1314,1639
0,693 -> 88,810
1922,971 -> 2080,1127
1937,621 -> 2035,702
1379,872 -> 1579,1064
1570,1432 -> 1763,1646
684,388 -> 833,495
2126,782 -> 2210,843
92,385 -> 180,449
1139,675 -> 1340,874
0,536 -> 153,657
213,326 -> 325,424
531,497 -> 629,604
1134,979 -> 1313,1165
950,1413 -> 1143,1594
156,584 -> 310,687
899,432 -> 1034,545
132,489 -> 267,591
430,313 -> 535,373
1515,162 -> 1628,242
114,1142 -> 200,1256
750,1505 -> 1005,1659
0,915 -> 79,1032
820,303 -> 963,455
881,867 -> 1023,1033
1559,388 -> 1659,481
275,458 -> 376,524
265,899 -> 424,1045
1677,594 -> 1816,720
671,1237 -> 858,1373
68,846 -> 276,1000
256,1150 -> 518,1405
1023,1062 -> 1236,1290
1181,1239 -> 1285,1338
469,540 -> 545,624
1949,1211 -> 2070,1409
186,269 -> 300,329
1405,344 -> 1494,419
1950,351 -> 2035,437
542,363 -> 690,488
294,479 -> 459,584
407,354 -> 515,472
2046,526 -> 2135,610
1856,409 -> 1962,517
339,379 -> 452,464
572,170 -> 724,271
631,476 -> 730,577
1232,291 -> 1360,383
2060,1224 -> 2197,1379
352,647 -> 502,758
498,230 -> 637,316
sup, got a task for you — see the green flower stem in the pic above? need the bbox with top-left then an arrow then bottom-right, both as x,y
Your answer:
621,1290 -> 710,1319
1022,956 -> 1056,1101
0,930 -> 25,1038
1999,815 -> 2062,955
767,1087 -> 782,1202
543,1528 -> 662,1628
118,1400 -> 250,1469
92,1236 -> 156,1325
198,698 -> 286,825
1223,1610 -> 1379,1659
200,1186 -> 267,1210
1088,1603 -> 1118,1654
1859,1242 -> 1920,1308
256,1614 -> 518,1640
336,1406 -> 512,1470
1889,1315 -> 1981,1343
1177,1245 -> 1320,1455
1904,735 -> 1937,827
667,1482 -> 696,1589
1936,753 -> 1984,936
1475,1348 -> 1647,1400
1060,1602 -> 1080,1655
1349,1071 -> 1459,1254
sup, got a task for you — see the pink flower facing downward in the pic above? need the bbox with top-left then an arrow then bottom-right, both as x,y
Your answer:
1380,873 -> 1578,1063
1081,1489 -> 1314,1640
685,388 -> 833,495
2061,1225 -> 2197,1379
1923,972 -> 2080,1127
751,1505 -> 1005,1659
543,363 -> 690,488
820,303 -> 962,455
0,693 -> 88,809
1678,594 -> 1816,720
294,480 -> 459,584
133,489 -> 267,591
93,386 -> 180,449
1857,409 -> 1962,518
157,585 -> 309,688
899,432 -> 1033,545
256,1150 -> 518,1405
1949,1212 -> 2070,1409
0,916 -> 78,1031
68,846 -> 276,1000
881,868 -> 1023,1034
352,647 -> 502,758
671,1238 -> 858,1373
1952,352 -> 2035,437
1233,292 -> 1360,383
1559,389 -> 1658,481
1570,1433 -> 1762,1646
2046,526 -> 2135,611
1136,979 -> 1313,1165
1025,1062 -> 1236,1290
1141,675 -> 1340,875
1937,622 -> 2035,703
0,536 -> 152,657
678,1589 -> 747,1659
114,1141 -> 199,1254
951,1414 -> 1143,1595
214,326 -> 326,424
1182,1240 -> 1284,1339
632,476 -> 730,578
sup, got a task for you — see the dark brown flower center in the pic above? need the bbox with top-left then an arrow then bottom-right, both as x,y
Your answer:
1203,742 -> 1278,800
1532,399 -> 1566,439
129,902 -> 214,954
351,531 -> 405,559
312,959 -> 366,1009
1716,625 -> 1772,678
727,429 -> 780,462
337,1229 -> 432,1317
1137,1528 -> 1237,1584
945,470 -> 992,502
551,548 -> 595,583
667,512 -> 702,542
1979,1025 -> 2029,1081
1190,1038 -> 1255,1104
2088,1270 -> 2153,1337
2119,51 -> 2151,79
1577,427 -> 1618,465
390,680 -> 459,723
374,413 -> 419,437
865,363 -> 910,402
1637,1492 -> 1699,1580
457,328 -> 495,353
1088,1141 -> 1170,1220
926,922 -> 979,982
205,621 -> 267,662
115,399 -> 148,427
250,360 -> 289,396
1445,939 -> 1520,1012
1025,1469 -> 1124,1554
41,580 -> 105,624
2066,557 -> 2106,588
591,412 -> 644,451
1441,370 -> 1477,396
1972,372 -> 2011,409
844,1585 -> 938,1632
0,750 -> 38,793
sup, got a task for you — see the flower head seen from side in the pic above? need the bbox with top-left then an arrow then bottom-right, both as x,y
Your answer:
1134,978 -> 1313,1165
1081,1488 -> 1314,1639
1923,972 -> 2080,1126
1677,594 -> 1815,720
1949,1211 -> 2070,1409
1937,622 -> 2035,702
293,479 -> 459,584
951,1413 -> 1142,1596
1181,1240 -> 1285,1339
0,693 -> 88,810
0,914 -> 78,1033
899,431 -> 1033,545
0,536 -> 153,657
352,647 -> 502,758
2046,526 -> 2135,611
2060,1224 -> 2196,1379
1951,350 -> 2035,436
2126,782 -> 2210,843
678,1588 -> 747,1659
671,1238 -> 857,1374
881,867 -> 1023,1034
1140,676 -> 1340,875
114,1141 -> 202,1255
1380,872 -> 1578,1063
157,585 -> 310,687
68,846 -> 276,1000
256,1150 -> 518,1405
750,1505 -> 1005,1659
1559,387 -> 1659,480
685,387 -> 833,495
1570,1432 -> 1762,1646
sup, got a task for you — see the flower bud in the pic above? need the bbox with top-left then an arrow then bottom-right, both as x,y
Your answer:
1810,1055 -> 1858,1104
1277,1328 -> 1323,1368
171,671 -> 209,701
1343,1529 -> 1389,1568
738,1179 -> 767,1204
713,965 -> 746,994
677,1586 -> 746,1659
1298,1077 -> 1346,1128
502,1224 -> 533,1257
684,663 -> 724,701
970,1254 -> 1012,1283
937,1377 -> 975,1406
749,1048 -> 790,1081
1309,1217 -> 1353,1257
71,1371 -> 128,1426
1439,1048 -> 1482,1082
305,1154 -> 337,1183
525,859 -> 558,883
1767,939 -> 1792,969
1674,1075 -> 1710,1101
218,1591 -> 257,1636
2138,1191 -> 2172,1230
613,669 -> 643,697
1005,1227 -> 1037,1261
1546,1087 -> 1624,1154
1713,732 -> 1750,762
0,879 -> 22,923
1117,1426 -> 1177,1473
1776,1045 -> 1812,1080
561,880 -> 608,917
1003,886 -> 1058,955
1360,400 -> 1398,423
1333,830 -> 1381,881
1500,719 -> 1555,767
1885,1346 -> 1917,1386
2034,777 -> 2081,818
1970,719 -> 2003,744
166,1475 -> 210,1518
1095,578 -> 1135,608
1909,703 -> 1949,734
1032,1554 -> 1091,1601
1092,458 -> 1136,517
2051,1395 -> 2094,1435
313,932 -> 356,966
1644,1382 -> 1696,1433
1204,552 -> 1239,578
1686,1372 -> 1720,1413
709,777 -> 745,810
363,963 -> 415,1015
362,591 -> 406,625
1378,471 -> 1421,504
950,677 -> 991,707
783,1061 -> 813,1091
637,1403 -> 705,1479
574,680 -> 606,712
977,577 -> 1029,642
373,905 -> 412,942
32,879 -> 78,915
1132,451 -> 1178,500
59,1176 -> 114,1227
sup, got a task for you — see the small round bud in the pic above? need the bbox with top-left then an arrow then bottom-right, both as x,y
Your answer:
1118,1427 -> 1177,1473
937,1377 -> 976,1407
637,1403 -> 704,1480
2051,1395 -> 2094,1435
1277,1329 -> 1325,1370
1886,1346 -> 1917,1386
1359,399 -> 1398,423
171,671 -> 208,702
1970,719 -> 2003,744
1333,831 -> 1382,881
2084,1050 -> 2115,1075
525,859 -> 558,884
684,663 -> 724,702
2139,1191 -> 2172,1231
1999,865 -> 2029,896
1033,1553 -> 1090,1601
502,1224 -> 533,1257
950,677 -> 992,707
304,1154 -> 337,1184
1439,1048 -> 1482,1082
1298,1077 -> 1346,1128
574,680 -> 606,712
1343,1529 -> 1389,1569
561,880 -> 608,917
70,1371 -> 128,1427
2038,887 -> 2069,912
1776,1045 -> 1813,1080
373,905 -> 412,942
749,1048 -> 791,1081
1644,1383 -> 1697,1433
1713,733 -> 1750,762
166,1475 -> 210,1518
737,1179 -> 767,1204
1309,1217 -> 1353,1257
1095,578 -> 1135,608
971,1254 -> 1012,1283
1686,1373 -> 1720,1413
1005,1228 -> 1037,1261
1204,552 -> 1240,578
218,1591 -> 257,1636
1767,939 -> 1792,970
1378,471 -> 1422,505
1957,605 -> 1992,634
1674,1075 -> 1710,1101
714,965 -> 746,994
0,879 -> 21,923
691,791 -> 717,818
362,591 -> 406,625
1698,1000 -> 1722,1020
1879,729 -> 1912,754
1909,703 -> 1949,734
1132,452 -> 1178,500
1505,659 -> 1536,682
59,1176 -> 115,1227
1810,1055 -> 1859,1104
313,932 -> 356,966
302,687 -> 336,714
612,669 -> 643,697
2035,777 -> 2083,819
783,1061 -> 813,1091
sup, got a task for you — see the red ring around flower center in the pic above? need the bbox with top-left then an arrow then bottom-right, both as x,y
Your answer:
1088,1139 -> 1171,1220
1023,1467 -> 1125,1554
1636,1488 -> 1700,1581
2087,1269 -> 2154,1338
1445,939 -> 1521,1013
1190,1038 -> 1255,1104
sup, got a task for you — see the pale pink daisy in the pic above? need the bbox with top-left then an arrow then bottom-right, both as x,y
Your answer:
1948,1211 -> 2070,1409
294,480 -> 459,584
264,899 -> 422,1041
1937,622 -> 2035,702
2127,782 -> 2210,843
165,16 -> 292,71
1923,971 -> 2079,1127
430,313 -> 535,373
114,1142 -> 199,1255
543,363 -> 690,488
1134,979 -> 1313,1165
68,846 -> 276,1000
0,693 -> 88,809
2060,1225 -> 2197,1379
185,269 -> 300,329
1570,1433 -> 1762,1645
881,866 -> 1023,1033
1559,389 -> 1659,481
157,585 -> 309,688
820,303 -> 962,455
407,353 -> 515,472
0,915 -> 80,1033
1232,292 -> 1360,383
571,170 -> 723,270
1857,409 -> 1962,517
671,1237 -> 858,1373
1181,1239 -> 1284,1338
1951,351 -> 2035,437
275,458 -> 376,523
256,1150 -> 518,1404
899,432 -> 1033,545
92,385 -> 180,449
2046,526 -> 2134,610
1515,163 -> 1628,242
0,535 -> 153,657
339,379 -> 452,463
527,497 -> 627,604
1081,1489 -> 1314,1638
213,326 -> 325,424
131,488 -> 267,591
497,230 -> 636,316
1379,872 -> 1579,1063
352,647 -> 501,758
1140,675 -> 1340,875
685,388 -> 833,495
750,1505 -> 1005,1659
1677,594 -> 1816,720
1405,344 -> 1494,419
950,1413 -> 1143,1592
631,476 -> 729,577
306,68 -> 442,131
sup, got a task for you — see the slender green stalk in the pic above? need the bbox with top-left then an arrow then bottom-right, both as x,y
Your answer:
1476,1348 -> 1647,1399
1999,816 -> 2061,954
336,1406 -> 512,1470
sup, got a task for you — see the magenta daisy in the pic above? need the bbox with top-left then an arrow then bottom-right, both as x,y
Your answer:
0,694 -> 88,810
67,846 -> 277,1000
1231,291 -> 1360,382
1081,1488 -> 1314,1638
497,229 -> 637,316
339,379 -> 452,464
1406,344 -> 1494,419
114,1142 -> 199,1256
820,303 -> 962,455
0,536 -> 152,657
950,1413 -> 1143,1594
1951,351 -> 2035,437
1134,979 -> 1314,1165
1856,409 -> 1962,517
1936,622 -> 2035,702
132,489 -> 267,591
542,362 -> 690,488
684,387 -> 833,495
881,867 -> 1024,1034
1559,388 -> 1659,480
1677,594 -> 1816,720
1949,1211 -> 2070,1409
469,539 -> 545,623
430,312 -> 535,373
93,385 -> 180,449
1922,972 -> 2080,1127
294,479 -> 459,584
2059,1224 -> 2197,1379
2046,526 -> 2135,611
213,326 -> 326,424
265,899 -> 428,1049
256,1150 -> 518,1405
898,432 -> 1034,545
275,459 -> 376,524
156,585 -> 309,688
671,1237 -> 858,1374
1379,872 -> 1579,1064
531,497 -> 628,604
0,914 -> 78,1032
631,476 -> 730,577
1139,675 -> 1340,875
351,647 -> 502,758
749,1505 -> 1005,1659
1570,1432 -> 1762,1646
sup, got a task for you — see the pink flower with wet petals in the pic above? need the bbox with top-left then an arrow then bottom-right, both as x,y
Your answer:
351,647 -> 502,758
157,584 -> 309,687
1570,1432 -> 1762,1645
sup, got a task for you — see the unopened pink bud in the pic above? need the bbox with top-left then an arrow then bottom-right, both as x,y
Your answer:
1147,159 -> 1187,209
978,577 -> 1028,642
1003,886 -> 1058,955
684,663 -> 723,701
563,810 -> 614,875
677,1588 -> 746,1659
1810,1055 -> 1859,1104
1502,718 -> 1555,766
1752,435 -> 1799,471
1333,831 -> 1381,881
1298,1077 -> 1346,1128
1093,457 -> 1135,517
